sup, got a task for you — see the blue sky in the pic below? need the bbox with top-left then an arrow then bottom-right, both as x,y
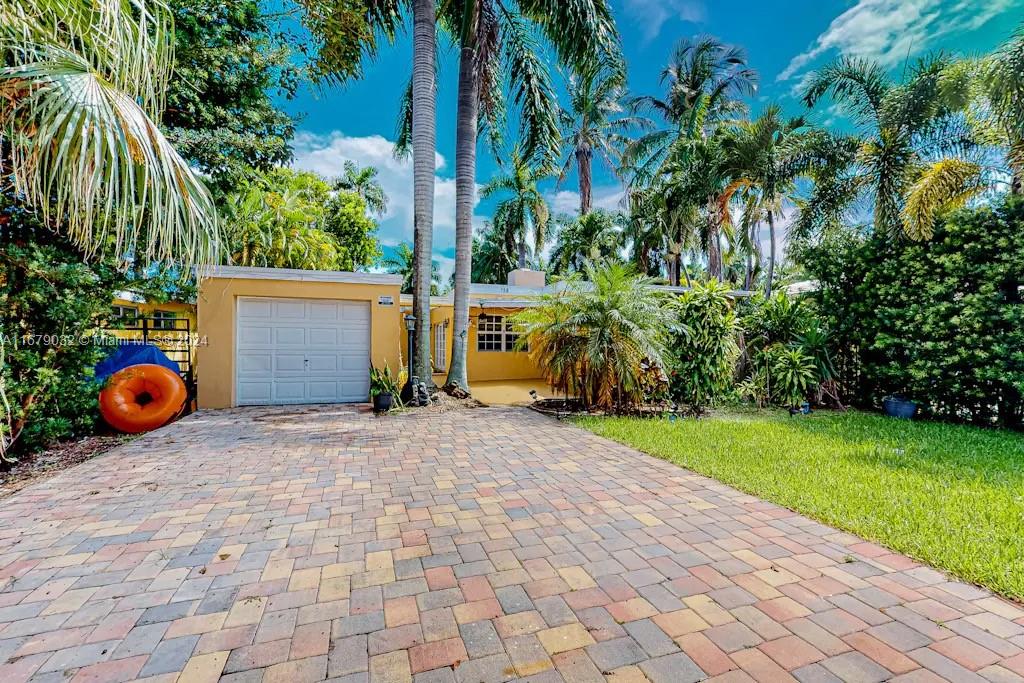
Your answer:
284,0 -> 1023,277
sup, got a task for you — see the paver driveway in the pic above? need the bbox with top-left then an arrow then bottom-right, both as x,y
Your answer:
1,406 -> 1023,683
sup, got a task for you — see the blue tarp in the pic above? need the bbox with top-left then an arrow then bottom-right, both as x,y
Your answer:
94,342 -> 180,383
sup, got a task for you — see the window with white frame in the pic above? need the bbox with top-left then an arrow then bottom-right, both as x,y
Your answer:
477,314 -> 525,352
433,322 -> 448,371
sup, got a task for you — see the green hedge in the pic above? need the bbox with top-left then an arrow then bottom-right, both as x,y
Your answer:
800,196 -> 1024,428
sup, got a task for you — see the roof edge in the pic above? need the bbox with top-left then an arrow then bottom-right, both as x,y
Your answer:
200,265 -> 402,286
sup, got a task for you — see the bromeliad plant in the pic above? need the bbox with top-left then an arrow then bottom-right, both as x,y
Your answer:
514,262 -> 673,412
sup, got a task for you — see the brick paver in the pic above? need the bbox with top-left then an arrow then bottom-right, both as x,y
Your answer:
1,405 -> 1022,682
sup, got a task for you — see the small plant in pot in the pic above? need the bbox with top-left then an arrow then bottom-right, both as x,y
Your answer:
369,364 -> 401,414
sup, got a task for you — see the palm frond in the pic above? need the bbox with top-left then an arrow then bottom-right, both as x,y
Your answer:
499,8 -> 560,171
1,4 -> 219,268
902,158 -> 985,240
801,56 -> 888,130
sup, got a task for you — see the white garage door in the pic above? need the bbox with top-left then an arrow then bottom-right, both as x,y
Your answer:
236,297 -> 371,405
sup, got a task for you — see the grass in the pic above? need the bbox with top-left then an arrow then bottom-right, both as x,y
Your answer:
575,408 -> 1024,600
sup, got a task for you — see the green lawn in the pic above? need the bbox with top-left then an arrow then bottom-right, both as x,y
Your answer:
575,409 -> 1024,600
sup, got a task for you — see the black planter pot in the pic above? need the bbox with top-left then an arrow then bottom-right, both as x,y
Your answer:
373,392 -> 394,414
883,396 -> 918,419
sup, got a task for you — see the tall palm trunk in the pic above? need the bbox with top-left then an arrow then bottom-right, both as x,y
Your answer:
706,198 -> 723,281
517,239 -> 527,269
444,1 -> 479,394
765,210 -> 776,297
576,145 -> 593,215
746,219 -> 762,290
411,0 -> 437,386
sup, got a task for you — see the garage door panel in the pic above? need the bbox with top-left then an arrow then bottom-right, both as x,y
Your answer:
274,301 -> 306,319
306,355 -> 338,372
236,297 -> 371,406
274,354 -> 306,373
274,327 -> 306,346
308,381 -> 339,400
239,325 -> 272,346
340,355 -> 367,371
340,380 -> 370,399
237,381 -> 272,403
238,352 -> 272,374
309,302 -> 339,320
272,380 -> 306,401
308,328 -> 339,346
238,299 -> 273,318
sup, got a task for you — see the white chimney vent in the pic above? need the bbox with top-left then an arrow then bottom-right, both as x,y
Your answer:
507,269 -> 546,289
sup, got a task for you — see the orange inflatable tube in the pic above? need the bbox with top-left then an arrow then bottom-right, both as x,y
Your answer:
99,364 -> 187,434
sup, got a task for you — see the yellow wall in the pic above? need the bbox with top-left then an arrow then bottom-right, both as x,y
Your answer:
109,298 -> 198,367
111,298 -> 198,329
409,298 -> 544,384
197,277 -> 403,409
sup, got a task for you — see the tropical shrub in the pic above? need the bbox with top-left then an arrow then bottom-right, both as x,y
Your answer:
797,195 -> 1024,427
735,292 -> 830,407
770,347 -> 818,407
0,205 -> 125,458
667,280 -> 738,412
514,263 -> 673,411
222,169 -> 381,271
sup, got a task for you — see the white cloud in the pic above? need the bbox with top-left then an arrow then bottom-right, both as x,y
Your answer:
291,131 -> 477,259
545,186 -> 626,216
778,0 -> 1017,84
624,0 -> 706,42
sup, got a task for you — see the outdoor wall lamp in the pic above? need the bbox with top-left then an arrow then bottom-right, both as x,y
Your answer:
401,314 -> 416,404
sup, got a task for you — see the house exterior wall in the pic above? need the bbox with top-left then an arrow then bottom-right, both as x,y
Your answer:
109,298 -> 198,365
110,298 -> 197,331
197,276 -> 402,409
411,297 -> 544,383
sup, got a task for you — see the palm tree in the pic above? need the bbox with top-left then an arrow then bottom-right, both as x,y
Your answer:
721,105 -> 818,295
441,0 -> 619,393
623,36 -> 758,281
802,55 -> 986,240
482,149 -> 551,270
410,0 -> 437,386
336,161 -> 388,216
470,222 -> 516,285
550,210 -> 626,274
0,0 -> 219,267
514,262 -> 673,411
384,243 -> 440,295
559,58 -> 637,215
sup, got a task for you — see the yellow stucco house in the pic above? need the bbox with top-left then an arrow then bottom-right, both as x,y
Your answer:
195,266 -> 555,409
110,290 -> 199,383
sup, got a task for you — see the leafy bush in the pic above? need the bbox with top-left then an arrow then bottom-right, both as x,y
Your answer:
667,279 -> 738,412
514,262 -> 672,411
1,205 -> 125,457
222,169 -> 381,271
736,292 -> 827,407
797,195 -> 1024,428
770,347 -> 818,407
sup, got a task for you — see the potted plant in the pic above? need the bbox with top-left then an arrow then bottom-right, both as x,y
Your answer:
369,364 -> 400,414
